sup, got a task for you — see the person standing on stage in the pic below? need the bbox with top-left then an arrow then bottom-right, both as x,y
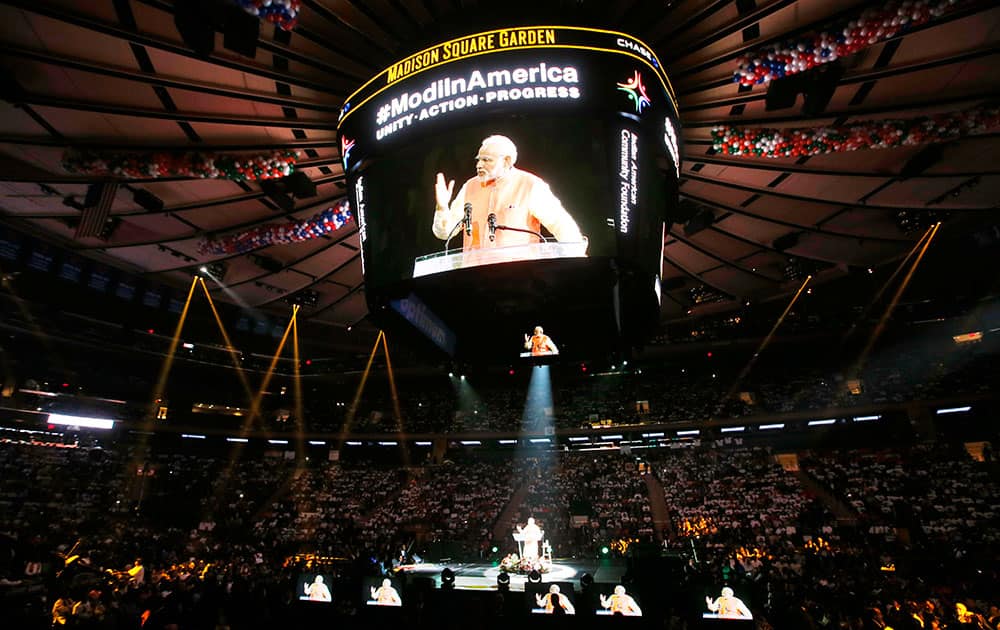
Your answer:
516,517 -> 544,560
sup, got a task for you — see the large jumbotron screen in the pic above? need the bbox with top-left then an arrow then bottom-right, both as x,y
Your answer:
337,27 -> 681,358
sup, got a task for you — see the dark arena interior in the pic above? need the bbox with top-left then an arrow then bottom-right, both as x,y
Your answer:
0,1 -> 999,628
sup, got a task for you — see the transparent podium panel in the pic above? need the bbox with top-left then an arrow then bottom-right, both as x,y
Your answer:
413,241 -> 588,279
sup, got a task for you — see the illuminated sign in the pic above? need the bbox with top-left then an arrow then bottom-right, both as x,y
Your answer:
374,63 -> 581,141
340,135 -> 355,170
952,331 -> 982,344
354,176 -> 367,274
617,70 -> 651,114
616,37 -> 654,63
339,26 -> 677,131
48,413 -> 114,430
340,25 -> 681,333
618,129 -> 639,234
663,117 -> 680,177
386,28 -> 558,84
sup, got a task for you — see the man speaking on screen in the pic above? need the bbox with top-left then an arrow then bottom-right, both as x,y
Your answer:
432,135 -> 587,252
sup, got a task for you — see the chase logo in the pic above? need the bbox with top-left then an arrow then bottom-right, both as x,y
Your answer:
340,136 -> 356,170
616,38 -> 655,66
617,70 -> 651,114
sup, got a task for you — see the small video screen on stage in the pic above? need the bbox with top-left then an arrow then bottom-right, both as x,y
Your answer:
590,584 -> 644,618
520,325 -> 559,358
364,577 -> 403,607
526,582 -> 577,615
298,573 -> 333,603
701,586 -> 753,620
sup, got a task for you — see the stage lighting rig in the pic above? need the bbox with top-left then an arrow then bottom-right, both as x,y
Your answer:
441,568 -> 455,590
783,257 -> 823,282
285,289 -> 319,308
194,261 -> 227,279
97,217 -> 122,241
894,209 -> 948,235
254,280 -> 285,294
689,285 -> 726,305
208,261 -> 228,279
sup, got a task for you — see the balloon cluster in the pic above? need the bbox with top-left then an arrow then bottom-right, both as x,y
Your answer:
199,202 -> 353,255
733,0 -> 969,86
711,105 -> 999,158
237,0 -> 301,31
61,150 -> 299,181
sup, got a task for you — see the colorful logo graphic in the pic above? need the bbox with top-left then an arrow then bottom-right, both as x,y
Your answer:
341,136 -> 356,170
617,70 -> 651,114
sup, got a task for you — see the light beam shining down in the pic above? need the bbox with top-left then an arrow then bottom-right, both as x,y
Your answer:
854,222 -> 941,373
380,332 -> 410,466
338,330 -> 384,448
843,225 -> 935,343
147,276 -> 198,419
291,306 -> 306,462
522,365 -> 554,435
716,275 -> 812,417
198,277 -> 255,402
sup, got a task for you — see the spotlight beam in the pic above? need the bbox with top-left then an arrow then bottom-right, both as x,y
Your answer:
842,225 -> 934,343
716,275 -> 812,416
245,315 -> 296,428
338,330 -> 384,447
211,312 -> 295,510
380,332 -> 409,466
129,275 -> 198,492
291,306 -> 306,462
854,222 -> 941,372
148,275 -> 198,418
198,277 -> 255,402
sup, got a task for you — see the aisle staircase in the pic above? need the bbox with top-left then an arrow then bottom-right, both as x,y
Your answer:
492,482 -> 530,542
795,469 -> 858,526
643,473 -> 673,540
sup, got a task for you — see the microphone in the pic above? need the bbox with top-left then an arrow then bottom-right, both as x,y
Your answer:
463,202 -> 472,236
487,213 -> 497,242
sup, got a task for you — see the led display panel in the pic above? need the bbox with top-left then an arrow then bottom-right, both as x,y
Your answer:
338,27 -> 680,291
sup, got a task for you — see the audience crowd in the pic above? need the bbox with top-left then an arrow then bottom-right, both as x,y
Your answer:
510,453 -> 654,557
0,430 -> 997,629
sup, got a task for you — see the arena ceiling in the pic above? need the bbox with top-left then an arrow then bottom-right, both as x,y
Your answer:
0,0 -> 996,333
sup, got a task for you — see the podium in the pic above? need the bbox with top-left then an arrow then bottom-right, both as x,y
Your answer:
413,241 -> 588,278
512,531 -> 551,563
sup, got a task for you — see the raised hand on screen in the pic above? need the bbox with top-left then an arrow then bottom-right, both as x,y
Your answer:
435,172 -> 454,210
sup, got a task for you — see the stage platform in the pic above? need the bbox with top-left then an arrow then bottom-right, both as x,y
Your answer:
394,558 -> 625,592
